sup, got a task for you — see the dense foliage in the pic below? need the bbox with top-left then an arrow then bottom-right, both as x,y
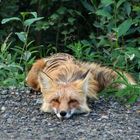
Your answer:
0,0 -> 140,104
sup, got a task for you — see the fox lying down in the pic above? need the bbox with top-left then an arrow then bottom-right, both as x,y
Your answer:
26,53 -> 136,119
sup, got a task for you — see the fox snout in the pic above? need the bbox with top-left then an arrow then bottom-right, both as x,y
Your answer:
55,109 -> 76,119
52,100 -> 78,119
52,103 -> 90,119
60,111 -> 67,117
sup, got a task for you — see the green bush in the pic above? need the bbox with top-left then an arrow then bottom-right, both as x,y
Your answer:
0,0 -> 140,103
0,12 -> 43,86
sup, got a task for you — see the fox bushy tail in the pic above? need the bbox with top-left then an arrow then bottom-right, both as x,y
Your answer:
26,59 -> 46,90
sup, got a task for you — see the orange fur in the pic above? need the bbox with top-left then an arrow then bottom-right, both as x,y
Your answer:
26,59 -> 46,90
26,53 -> 136,119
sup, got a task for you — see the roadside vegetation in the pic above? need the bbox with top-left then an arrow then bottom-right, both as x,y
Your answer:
0,0 -> 140,104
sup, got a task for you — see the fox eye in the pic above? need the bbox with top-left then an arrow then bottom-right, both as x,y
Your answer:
51,99 -> 59,103
69,99 -> 78,104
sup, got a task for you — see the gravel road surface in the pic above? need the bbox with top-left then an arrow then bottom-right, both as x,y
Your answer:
0,87 -> 140,140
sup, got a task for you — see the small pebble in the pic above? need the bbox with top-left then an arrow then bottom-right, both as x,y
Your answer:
1,106 -> 6,112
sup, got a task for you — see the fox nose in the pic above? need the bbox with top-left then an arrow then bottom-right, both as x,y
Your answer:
60,111 -> 67,117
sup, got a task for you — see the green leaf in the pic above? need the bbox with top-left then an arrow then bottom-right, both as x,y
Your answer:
68,17 -> 75,25
80,0 -> 95,12
50,14 -> 59,20
23,51 -> 31,61
57,7 -> 67,15
8,63 -> 23,71
101,0 -> 114,7
30,12 -> 37,18
124,2 -> 131,16
117,0 -> 126,8
96,9 -> 112,18
20,12 -> 30,19
26,40 -> 35,48
1,42 -> 7,52
118,19 -> 133,37
127,95 -> 138,104
20,12 -> 37,19
61,30 -> 68,35
133,6 -> 140,12
15,32 -> 27,43
24,17 -> 44,26
1,17 -> 21,24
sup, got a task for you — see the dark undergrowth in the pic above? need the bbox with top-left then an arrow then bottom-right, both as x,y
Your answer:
0,0 -> 140,104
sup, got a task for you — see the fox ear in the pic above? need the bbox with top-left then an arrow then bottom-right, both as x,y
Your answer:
74,70 -> 90,94
38,71 -> 54,91
82,70 -> 90,94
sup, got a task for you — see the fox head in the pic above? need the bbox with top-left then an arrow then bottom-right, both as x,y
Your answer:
38,70 -> 97,119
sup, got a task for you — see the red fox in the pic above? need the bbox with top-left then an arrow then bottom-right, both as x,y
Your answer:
26,53 -> 136,119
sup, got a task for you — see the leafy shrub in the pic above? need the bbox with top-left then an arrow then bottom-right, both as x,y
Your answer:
0,33 -> 24,86
0,12 -> 43,86
100,71 -> 140,104
0,0 -> 19,41
0,0 -> 140,103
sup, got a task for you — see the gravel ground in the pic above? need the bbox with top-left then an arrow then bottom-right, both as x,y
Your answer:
0,87 -> 140,140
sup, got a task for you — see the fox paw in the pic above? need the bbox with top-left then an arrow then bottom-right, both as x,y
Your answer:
40,103 -> 52,112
